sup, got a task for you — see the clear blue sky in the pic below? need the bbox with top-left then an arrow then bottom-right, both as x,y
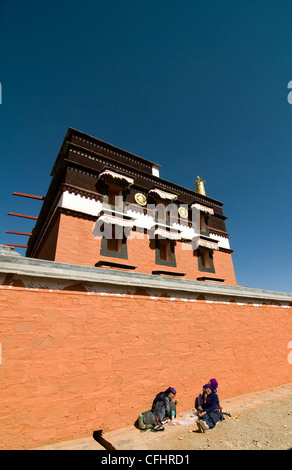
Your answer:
1,0 -> 292,293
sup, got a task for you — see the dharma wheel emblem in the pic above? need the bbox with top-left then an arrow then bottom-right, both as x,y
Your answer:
178,206 -> 188,218
135,193 -> 147,206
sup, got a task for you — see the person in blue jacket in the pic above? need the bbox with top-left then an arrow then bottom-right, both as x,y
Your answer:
196,378 -> 218,412
197,383 -> 224,432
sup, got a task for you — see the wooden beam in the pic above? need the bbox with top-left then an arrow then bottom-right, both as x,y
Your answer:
8,212 -> 38,220
6,231 -> 32,236
13,192 -> 44,200
4,244 -> 28,248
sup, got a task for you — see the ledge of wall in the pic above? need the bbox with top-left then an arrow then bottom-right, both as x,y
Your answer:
1,245 -> 292,303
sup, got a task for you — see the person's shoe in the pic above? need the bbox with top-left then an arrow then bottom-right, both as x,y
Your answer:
151,425 -> 165,432
197,420 -> 203,433
197,420 -> 209,433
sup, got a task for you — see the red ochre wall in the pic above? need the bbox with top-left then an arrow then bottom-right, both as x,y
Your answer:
36,212 -> 237,285
0,279 -> 291,449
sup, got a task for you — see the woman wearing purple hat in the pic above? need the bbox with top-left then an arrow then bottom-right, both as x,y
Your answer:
196,381 -> 224,433
209,378 -> 218,391
195,378 -> 218,412
150,387 -> 177,432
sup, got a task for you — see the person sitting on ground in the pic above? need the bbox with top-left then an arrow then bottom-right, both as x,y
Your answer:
151,386 -> 177,432
195,378 -> 231,418
136,387 -> 177,432
195,378 -> 218,412
197,384 -> 224,433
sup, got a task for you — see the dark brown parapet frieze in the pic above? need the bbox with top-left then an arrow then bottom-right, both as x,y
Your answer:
53,127 -> 158,177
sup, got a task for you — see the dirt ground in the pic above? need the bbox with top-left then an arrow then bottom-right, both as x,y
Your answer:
146,394 -> 292,451
105,382 -> 292,451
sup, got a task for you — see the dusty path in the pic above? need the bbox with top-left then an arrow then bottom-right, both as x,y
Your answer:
146,393 -> 292,450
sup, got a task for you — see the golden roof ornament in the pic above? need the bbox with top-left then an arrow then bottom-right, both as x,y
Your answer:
195,176 -> 206,195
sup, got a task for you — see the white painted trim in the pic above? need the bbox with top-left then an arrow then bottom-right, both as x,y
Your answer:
208,233 -> 231,250
126,208 -> 155,230
199,240 -> 219,250
152,165 -> 160,177
58,191 -> 103,217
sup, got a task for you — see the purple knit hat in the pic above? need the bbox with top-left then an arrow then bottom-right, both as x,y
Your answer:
165,387 -> 176,395
209,378 -> 218,390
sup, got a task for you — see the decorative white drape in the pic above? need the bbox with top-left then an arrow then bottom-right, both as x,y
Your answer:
98,214 -> 134,228
149,188 -> 178,201
154,228 -> 181,240
191,203 -> 214,215
98,169 -> 134,186
198,240 -> 219,250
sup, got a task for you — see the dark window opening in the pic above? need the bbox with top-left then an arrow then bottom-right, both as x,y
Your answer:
198,248 -> 215,273
155,239 -> 176,267
100,224 -> 128,259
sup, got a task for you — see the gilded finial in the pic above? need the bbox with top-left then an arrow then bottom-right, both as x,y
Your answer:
195,176 -> 206,195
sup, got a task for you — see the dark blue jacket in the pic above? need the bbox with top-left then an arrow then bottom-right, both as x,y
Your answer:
202,391 -> 220,414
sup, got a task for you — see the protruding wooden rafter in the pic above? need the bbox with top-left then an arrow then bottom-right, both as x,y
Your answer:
13,192 -> 44,200
6,231 -> 32,236
4,244 -> 28,248
8,212 -> 38,220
